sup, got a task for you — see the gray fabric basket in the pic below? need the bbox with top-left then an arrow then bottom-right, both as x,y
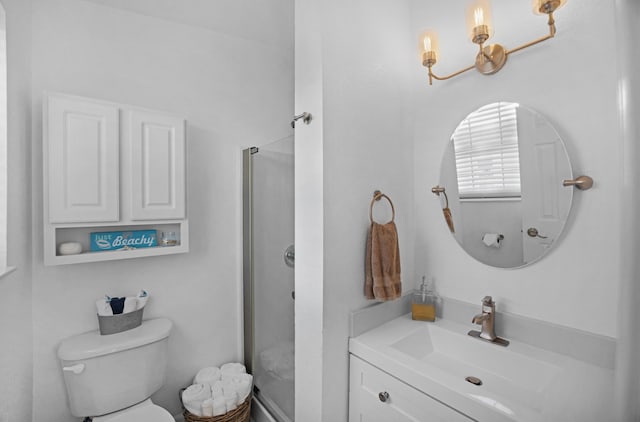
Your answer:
98,307 -> 144,335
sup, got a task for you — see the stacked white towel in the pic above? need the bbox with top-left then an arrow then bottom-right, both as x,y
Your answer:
182,363 -> 253,417
212,395 -> 227,416
201,398 -> 214,417
220,362 -> 246,376
221,380 -> 238,412
182,383 -> 211,416
223,373 -> 253,403
122,297 -> 138,314
95,297 -> 113,316
194,366 -> 221,387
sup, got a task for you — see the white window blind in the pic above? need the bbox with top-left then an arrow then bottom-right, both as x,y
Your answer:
452,102 -> 521,199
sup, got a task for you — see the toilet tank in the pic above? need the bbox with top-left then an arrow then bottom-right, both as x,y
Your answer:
57,318 -> 172,417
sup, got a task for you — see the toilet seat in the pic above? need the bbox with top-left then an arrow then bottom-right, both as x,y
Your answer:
92,399 -> 174,422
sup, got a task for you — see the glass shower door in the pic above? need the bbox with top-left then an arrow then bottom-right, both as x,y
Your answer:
243,136 -> 294,422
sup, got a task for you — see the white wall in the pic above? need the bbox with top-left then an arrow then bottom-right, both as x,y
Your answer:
412,0 -> 620,337
459,201 -> 523,267
295,0 -> 416,419
297,1 -> 625,419
0,0 -> 33,421
614,0 -> 640,419
29,0 -> 292,420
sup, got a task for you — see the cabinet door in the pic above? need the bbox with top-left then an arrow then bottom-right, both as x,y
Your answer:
129,110 -> 186,220
349,355 -> 474,422
46,95 -> 120,223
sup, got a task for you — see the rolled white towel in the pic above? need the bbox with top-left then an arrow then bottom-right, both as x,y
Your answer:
96,298 -> 113,316
211,380 -> 224,398
201,398 -> 214,417
212,395 -> 227,416
222,382 -> 238,412
123,297 -> 138,314
224,373 -> 253,403
182,383 -> 211,416
220,362 -> 246,376
136,290 -> 149,310
194,366 -> 221,387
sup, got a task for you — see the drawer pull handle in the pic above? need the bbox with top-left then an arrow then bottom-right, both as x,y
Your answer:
378,391 -> 390,402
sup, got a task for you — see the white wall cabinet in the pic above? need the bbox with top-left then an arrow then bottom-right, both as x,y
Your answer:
46,95 -> 120,223
349,355 -> 474,422
128,109 -> 186,221
43,93 -> 189,265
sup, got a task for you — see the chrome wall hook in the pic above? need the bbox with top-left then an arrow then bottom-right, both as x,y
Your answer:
291,112 -> 312,128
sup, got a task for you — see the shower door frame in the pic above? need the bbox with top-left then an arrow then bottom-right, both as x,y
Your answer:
242,145 -> 294,422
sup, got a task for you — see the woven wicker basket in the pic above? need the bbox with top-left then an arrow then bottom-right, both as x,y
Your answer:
182,394 -> 252,422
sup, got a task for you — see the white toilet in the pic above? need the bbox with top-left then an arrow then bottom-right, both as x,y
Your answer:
57,318 -> 174,421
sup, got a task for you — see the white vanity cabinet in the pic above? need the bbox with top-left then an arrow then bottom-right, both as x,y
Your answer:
43,93 -> 189,265
349,355 -> 474,422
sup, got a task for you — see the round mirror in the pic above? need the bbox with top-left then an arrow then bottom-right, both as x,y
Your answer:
437,102 -> 573,268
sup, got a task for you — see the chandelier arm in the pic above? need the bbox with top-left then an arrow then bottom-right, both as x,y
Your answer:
428,63 -> 476,84
506,12 -> 556,56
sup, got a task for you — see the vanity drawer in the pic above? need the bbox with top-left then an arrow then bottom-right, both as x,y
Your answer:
349,355 -> 474,422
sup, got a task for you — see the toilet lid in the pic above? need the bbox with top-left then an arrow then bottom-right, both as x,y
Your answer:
92,399 -> 174,422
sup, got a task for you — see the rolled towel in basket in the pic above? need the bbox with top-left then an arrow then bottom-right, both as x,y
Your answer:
222,383 -> 238,412
201,398 -> 214,417
182,383 -> 212,417
136,290 -> 149,310
211,380 -> 223,397
194,366 -> 221,387
212,395 -> 227,416
122,297 -> 138,314
220,362 -> 246,376
95,298 -> 113,316
224,373 -> 253,403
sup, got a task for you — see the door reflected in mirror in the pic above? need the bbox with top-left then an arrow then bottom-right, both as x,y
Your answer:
438,102 -> 573,268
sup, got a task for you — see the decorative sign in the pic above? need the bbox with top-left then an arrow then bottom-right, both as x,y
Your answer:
90,230 -> 158,251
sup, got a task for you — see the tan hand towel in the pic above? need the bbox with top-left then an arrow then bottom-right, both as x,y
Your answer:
364,221 -> 401,301
443,207 -> 455,233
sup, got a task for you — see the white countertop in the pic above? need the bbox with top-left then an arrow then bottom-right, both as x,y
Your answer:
349,314 -> 614,422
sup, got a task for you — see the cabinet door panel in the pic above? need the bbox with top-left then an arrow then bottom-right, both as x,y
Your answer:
349,356 -> 474,422
47,96 -> 119,223
129,110 -> 186,220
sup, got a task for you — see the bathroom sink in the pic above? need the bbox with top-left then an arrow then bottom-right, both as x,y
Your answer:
389,323 -> 559,413
349,314 -> 614,422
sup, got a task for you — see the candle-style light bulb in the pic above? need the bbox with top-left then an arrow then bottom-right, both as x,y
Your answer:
466,0 -> 493,44
418,30 -> 438,67
423,36 -> 432,53
474,7 -> 484,26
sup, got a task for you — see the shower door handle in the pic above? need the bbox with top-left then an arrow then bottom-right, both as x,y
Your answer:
291,112 -> 312,128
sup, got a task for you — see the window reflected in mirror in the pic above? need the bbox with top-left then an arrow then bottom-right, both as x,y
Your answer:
452,102 -> 521,199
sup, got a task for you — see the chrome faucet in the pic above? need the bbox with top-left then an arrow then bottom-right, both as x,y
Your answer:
468,296 -> 509,347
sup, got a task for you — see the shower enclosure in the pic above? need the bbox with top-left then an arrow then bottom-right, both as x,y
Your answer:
243,137 -> 295,422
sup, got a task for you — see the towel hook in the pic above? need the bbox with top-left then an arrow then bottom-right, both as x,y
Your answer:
370,190 -> 395,223
562,175 -> 593,190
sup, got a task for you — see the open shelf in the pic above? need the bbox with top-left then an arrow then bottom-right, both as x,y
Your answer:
44,221 -> 189,266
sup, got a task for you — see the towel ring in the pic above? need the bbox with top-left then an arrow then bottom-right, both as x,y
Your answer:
431,185 -> 449,208
370,190 -> 395,223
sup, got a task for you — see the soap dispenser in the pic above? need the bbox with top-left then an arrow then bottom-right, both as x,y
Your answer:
412,276 -> 439,322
